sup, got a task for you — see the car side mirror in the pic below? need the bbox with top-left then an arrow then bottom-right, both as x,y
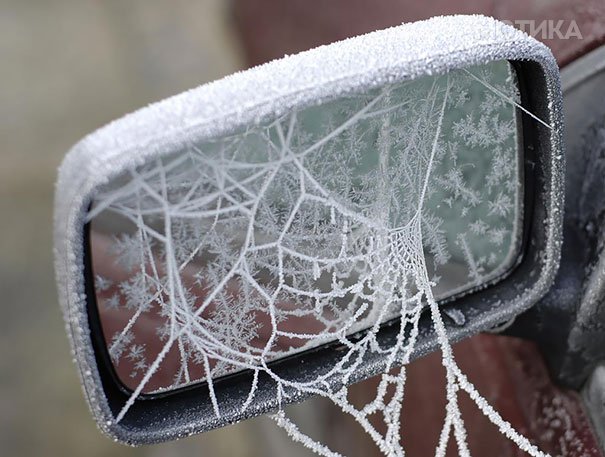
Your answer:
54,15 -> 564,445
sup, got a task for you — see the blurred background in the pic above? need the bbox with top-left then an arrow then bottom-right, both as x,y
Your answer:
2,1 -> 604,456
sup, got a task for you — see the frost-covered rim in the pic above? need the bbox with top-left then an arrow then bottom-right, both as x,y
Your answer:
53,14 -> 564,445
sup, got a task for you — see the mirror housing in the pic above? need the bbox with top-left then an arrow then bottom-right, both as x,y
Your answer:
54,15 -> 564,445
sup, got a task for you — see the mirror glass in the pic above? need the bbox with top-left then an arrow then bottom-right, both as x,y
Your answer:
89,60 -> 523,393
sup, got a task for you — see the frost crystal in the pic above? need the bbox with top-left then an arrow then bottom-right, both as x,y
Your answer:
88,61 -> 549,456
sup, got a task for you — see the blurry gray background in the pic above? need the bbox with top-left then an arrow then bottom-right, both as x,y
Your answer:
0,2 -> 325,455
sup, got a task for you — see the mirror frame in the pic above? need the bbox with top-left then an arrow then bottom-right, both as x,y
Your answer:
54,15 -> 564,445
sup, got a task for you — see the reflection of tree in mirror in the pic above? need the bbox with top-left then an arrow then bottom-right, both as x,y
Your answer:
89,61 -> 548,456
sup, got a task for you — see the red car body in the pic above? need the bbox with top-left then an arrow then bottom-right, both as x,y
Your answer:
231,1 -> 605,455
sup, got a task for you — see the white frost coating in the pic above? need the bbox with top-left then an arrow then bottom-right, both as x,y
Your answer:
91,69 -> 541,455
90,61 -> 523,394
54,14 -> 564,453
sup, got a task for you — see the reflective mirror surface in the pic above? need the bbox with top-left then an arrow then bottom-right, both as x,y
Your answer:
89,60 -> 522,393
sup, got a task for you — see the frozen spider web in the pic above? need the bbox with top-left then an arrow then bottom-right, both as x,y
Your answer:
88,63 -> 551,456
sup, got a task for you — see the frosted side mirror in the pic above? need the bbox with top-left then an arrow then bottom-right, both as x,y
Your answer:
54,15 -> 563,445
